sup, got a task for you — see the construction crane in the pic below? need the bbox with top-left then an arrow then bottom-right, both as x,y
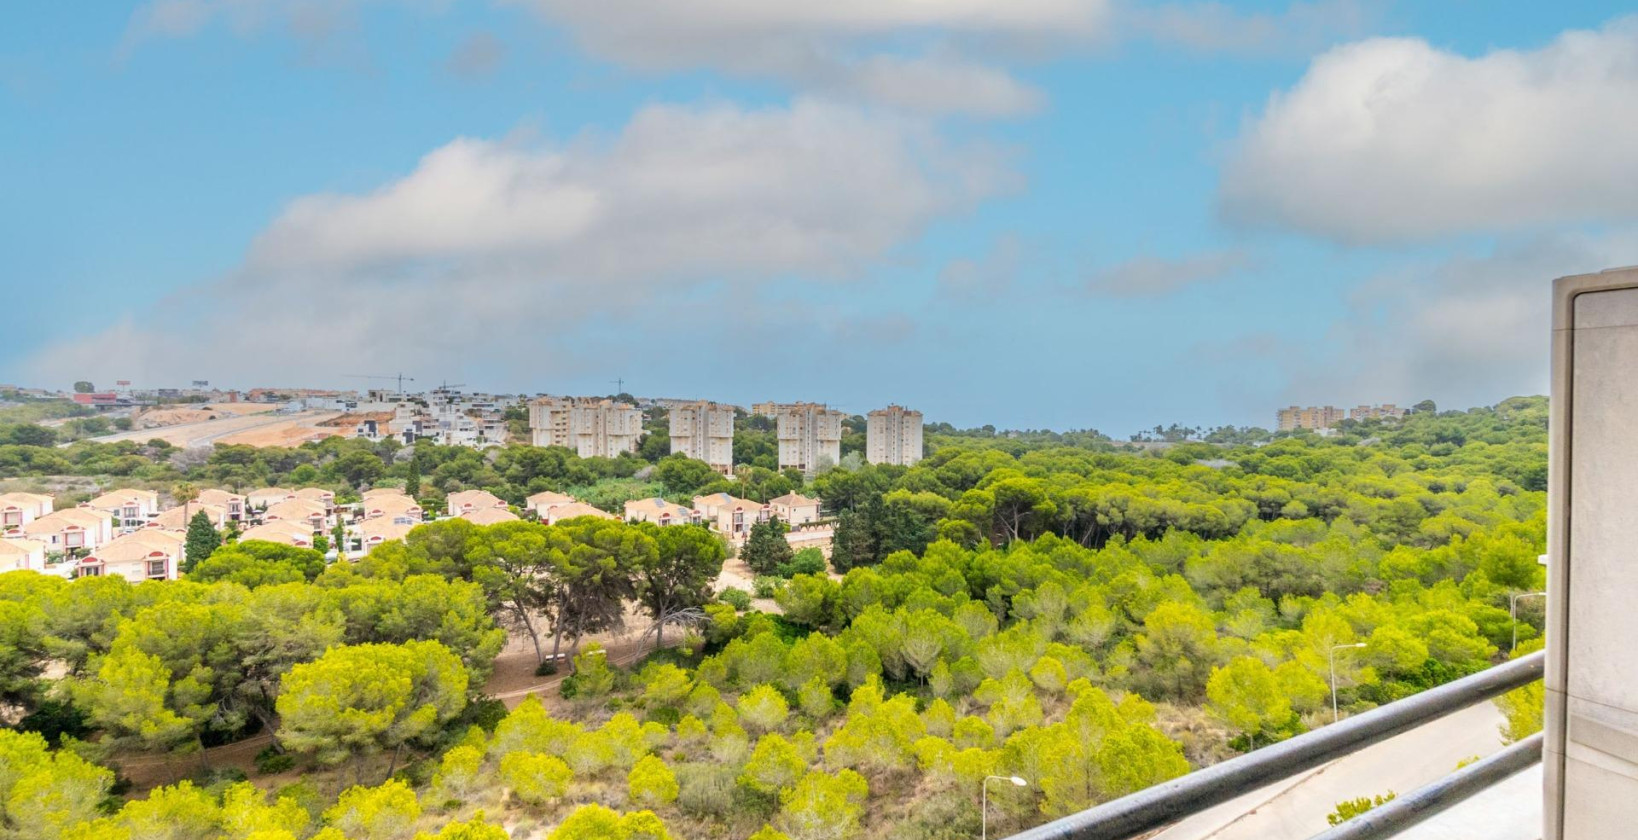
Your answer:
344,373 -> 416,395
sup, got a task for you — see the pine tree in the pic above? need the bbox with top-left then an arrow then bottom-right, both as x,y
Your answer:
181,511 -> 221,574
741,517 -> 793,576
405,460 -> 421,499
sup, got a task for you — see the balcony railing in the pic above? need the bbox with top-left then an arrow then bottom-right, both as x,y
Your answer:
1007,650 -> 1545,840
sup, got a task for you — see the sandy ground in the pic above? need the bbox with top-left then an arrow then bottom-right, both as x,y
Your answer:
86,410 -> 342,448
134,403 -> 278,430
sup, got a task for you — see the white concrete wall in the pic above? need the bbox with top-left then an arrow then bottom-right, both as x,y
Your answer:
1546,267 -> 1638,839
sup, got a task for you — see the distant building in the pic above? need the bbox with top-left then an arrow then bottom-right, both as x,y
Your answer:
1276,406 -> 1350,431
361,494 -> 423,523
196,489 -> 247,521
540,502 -> 617,526
1277,404 -> 1407,431
1350,404 -> 1408,422
0,537 -> 48,574
447,489 -> 506,518
525,490 -> 578,520
0,492 -> 53,530
239,520 -> 315,548
83,489 -> 160,532
670,401 -> 735,475
149,502 -> 231,531
624,497 -> 701,526
459,507 -> 520,526
775,403 -> 844,474
694,492 -> 769,540
529,396 -> 643,458
12,508 -> 113,555
768,492 -> 822,526
866,404 -> 924,466
78,530 -> 184,582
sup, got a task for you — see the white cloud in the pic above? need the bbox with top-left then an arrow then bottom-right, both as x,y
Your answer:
1281,231 -> 1638,406
1220,17 -> 1638,243
32,100 -> 1015,388
447,31 -> 506,78
938,235 -> 1025,300
123,0 -> 1375,115
1085,249 -> 1253,297
1128,0 -> 1372,58
120,0 -> 452,55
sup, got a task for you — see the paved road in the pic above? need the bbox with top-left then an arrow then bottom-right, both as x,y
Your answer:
1152,702 -> 1511,840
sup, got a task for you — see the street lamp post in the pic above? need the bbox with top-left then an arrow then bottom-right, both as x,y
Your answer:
1330,642 -> 1367,724
982,775 -> 1027,840
1510,591 -> 1548,652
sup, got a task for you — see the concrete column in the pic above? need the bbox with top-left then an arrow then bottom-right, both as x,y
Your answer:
1546,266 -> 1638,839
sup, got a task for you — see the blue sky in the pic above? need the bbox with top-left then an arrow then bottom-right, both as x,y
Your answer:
5,1 -> 1638,435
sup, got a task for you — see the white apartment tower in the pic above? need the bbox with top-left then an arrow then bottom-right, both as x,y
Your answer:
866,404 -> 923,466
775,402 -> 844,474
670,401 -> 736,475
528,396 -> 643,459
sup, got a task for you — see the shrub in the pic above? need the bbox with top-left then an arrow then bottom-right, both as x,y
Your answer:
676,764 -> 737,818
719,588 -> 753,610
1328,792 -> 1397,826
752,577 -> 784,599
254,747 -> 296,775
777,548 -> 827,578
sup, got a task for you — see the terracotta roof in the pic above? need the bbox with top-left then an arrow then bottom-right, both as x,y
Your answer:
364,495 -> 421,516
459,507 -> 520,525
625,497 -> 694,517
448,490 -> 505,510
527,490 -> 577,508
545,502 -> 616,523
19,508 -> 106,535
196,489 -> 246,506
263,499 -> 327,521
150,502 -> 229,529
0,538 -> 45,557
0,492 -> 53,513
85,489 -> 159,510
359,518 -> 414,542
293,487 -> 335,502
86,530 -> 183,564
363,488 -> 409,499
239,521 -> 313,546
768,493 -> 819,508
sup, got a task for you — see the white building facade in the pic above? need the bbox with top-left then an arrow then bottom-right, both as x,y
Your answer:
866,404 -> 924,466
669,401 -> 735,475
775,403 -> 844,475
529,396 -> 643,458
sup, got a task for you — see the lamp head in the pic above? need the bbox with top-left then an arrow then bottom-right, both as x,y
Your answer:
1009,776 -> 1027,787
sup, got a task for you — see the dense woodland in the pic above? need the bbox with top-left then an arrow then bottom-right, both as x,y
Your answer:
0,397 -> 1549,839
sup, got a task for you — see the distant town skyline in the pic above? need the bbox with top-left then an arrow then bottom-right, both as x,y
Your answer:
6,3 -> 1634,433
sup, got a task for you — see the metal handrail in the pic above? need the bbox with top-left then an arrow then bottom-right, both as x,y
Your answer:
1308,732 -> 1542,840
1006,650 -> 1545,840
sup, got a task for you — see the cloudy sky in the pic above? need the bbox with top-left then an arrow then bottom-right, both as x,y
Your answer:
4,1 -> 1636,434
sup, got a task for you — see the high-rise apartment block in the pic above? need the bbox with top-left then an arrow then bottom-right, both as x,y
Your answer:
1276,406 -> 1348,431
1277,403 -> 1406,431
529,396 -> 643,458
670,401 -> 736,475
866,404 -> 923,466
775,402 -> 844,474
1349,404 -> 1407,422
